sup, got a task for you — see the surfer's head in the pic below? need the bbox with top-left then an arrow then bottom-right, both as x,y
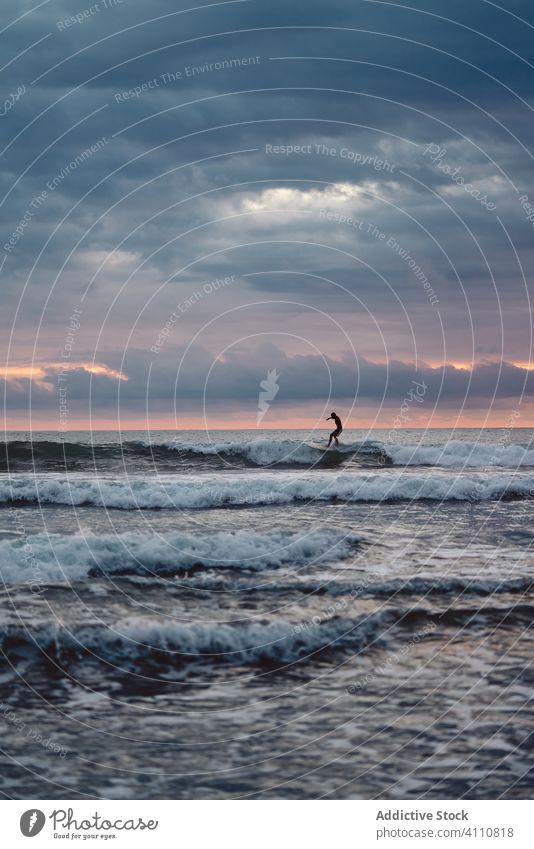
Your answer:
330,411 -> 336,416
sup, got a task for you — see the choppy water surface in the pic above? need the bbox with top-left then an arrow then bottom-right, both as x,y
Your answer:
1,429 -> 533,799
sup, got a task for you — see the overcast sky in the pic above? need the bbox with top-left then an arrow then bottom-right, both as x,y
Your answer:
1,0 -> 533,429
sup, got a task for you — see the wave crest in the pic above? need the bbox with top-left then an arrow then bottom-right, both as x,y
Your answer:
2,471 -> 534,509
0,528 -> 362,584
0,612 -> 393,670
386,441 -> 534,468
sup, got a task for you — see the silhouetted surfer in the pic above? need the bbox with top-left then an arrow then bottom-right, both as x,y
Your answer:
326,411 -> 343,447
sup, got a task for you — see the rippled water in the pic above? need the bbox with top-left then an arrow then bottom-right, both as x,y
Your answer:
1,429 -> 533,799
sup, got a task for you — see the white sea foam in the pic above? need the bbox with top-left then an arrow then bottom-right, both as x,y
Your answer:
149,437 -> 383,466
3,604 -> 526,669
153,437 -> 534,469
179,573 -> 534,597
1,470 -> 533,509
0,611 -> 393,667
0,528 -> 362,585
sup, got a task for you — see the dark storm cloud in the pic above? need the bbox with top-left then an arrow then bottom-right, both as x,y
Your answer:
4,348 -> 533,418
1,0 -> 533,418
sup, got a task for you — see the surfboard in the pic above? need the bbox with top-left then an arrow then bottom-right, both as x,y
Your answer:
304,441 -> 341,452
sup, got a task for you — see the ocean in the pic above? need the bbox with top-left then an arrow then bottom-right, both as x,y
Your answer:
1,427 -> 533,800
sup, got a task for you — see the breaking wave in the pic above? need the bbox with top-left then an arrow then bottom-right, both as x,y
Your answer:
2,470 -> 534,509
0,438 -> 385,470
0,528 -> 362,585
155,438 -> 386,467
4,437 -> 533,471
2,604 -> 530,672
386,441 -> 534,468
0,611 -> 394,670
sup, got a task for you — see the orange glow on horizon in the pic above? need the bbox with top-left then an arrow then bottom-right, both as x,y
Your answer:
425,359 -> 534,372
1,362 -> 127,383
3,409 -> 533,431
2,359 -> 532,430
